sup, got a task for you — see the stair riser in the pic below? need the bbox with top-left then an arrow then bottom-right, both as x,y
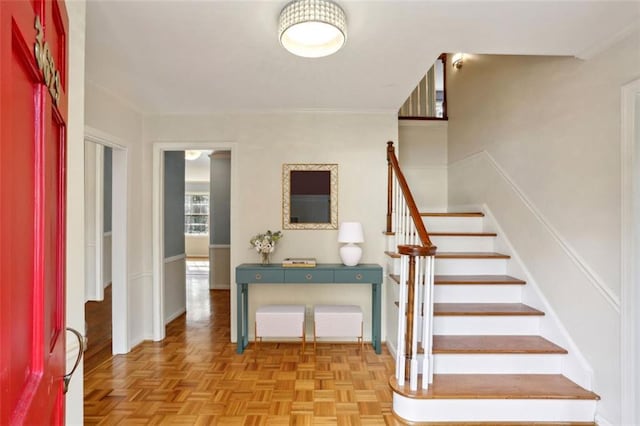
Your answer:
392,396 -> 597,422
434,316 -> 540,335
435,284 -> 522,303
433,354 -> 563,374
435,258 -> 507,275
423,216 -> 484,233
430,236 -> 494,252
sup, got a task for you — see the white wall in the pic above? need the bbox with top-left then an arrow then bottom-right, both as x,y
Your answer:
144,113 -> 397,342
84,82 -> 147,347
84,142 -> 98,301
65,1 -> 86,424
398,120 -> 448,211
446,31 -> 640,424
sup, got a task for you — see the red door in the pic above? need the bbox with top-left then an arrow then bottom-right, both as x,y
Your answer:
0,0 -> 68,424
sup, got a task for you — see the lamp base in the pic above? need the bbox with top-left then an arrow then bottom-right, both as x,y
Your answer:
340,244 -> 362,266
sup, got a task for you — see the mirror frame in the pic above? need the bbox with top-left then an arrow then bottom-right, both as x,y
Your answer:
282,163 -> 338,230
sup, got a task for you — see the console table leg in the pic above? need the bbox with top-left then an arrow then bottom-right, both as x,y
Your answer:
236,283 -> 248,353
373,282 -> 382,354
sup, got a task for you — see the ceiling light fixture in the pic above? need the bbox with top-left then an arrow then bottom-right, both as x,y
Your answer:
184,150 -> 202,161
278,0 -> 347,58
452,53 -> 464,69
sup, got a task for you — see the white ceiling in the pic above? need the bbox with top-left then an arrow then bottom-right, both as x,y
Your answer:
85,0 -> 640,115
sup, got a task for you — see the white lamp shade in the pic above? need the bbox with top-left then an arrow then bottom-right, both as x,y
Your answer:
338,222 -> 364,243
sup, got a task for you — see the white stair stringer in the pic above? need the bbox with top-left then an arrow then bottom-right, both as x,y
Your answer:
392,394 -> 597,423
479,204 -> 595,390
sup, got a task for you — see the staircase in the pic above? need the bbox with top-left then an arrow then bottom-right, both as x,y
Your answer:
385,211 -> 600,424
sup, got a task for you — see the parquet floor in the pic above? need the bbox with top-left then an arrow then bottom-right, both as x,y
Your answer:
84,284 -> 399,425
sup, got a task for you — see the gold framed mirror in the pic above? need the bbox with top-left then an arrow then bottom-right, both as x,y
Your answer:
283,164 -> 338,230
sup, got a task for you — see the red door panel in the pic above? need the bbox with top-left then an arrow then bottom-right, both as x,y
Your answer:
0,0 -> 68,424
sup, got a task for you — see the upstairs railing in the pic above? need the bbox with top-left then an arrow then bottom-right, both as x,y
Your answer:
398,54 -> 447,119
386,141 -> 437,391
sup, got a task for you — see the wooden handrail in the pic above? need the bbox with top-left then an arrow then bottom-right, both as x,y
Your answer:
386,141 -> 434,248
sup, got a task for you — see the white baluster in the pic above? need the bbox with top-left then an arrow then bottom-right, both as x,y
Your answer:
421,255 -> 431,389
396,254 -> 408,384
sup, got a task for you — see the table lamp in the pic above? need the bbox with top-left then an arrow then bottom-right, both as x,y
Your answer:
338,222 -> 364,266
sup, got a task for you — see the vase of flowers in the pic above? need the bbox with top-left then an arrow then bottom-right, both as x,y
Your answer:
250,230 -> 283,265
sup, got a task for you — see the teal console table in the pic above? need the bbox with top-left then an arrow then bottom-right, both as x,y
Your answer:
235,263 -> 383,354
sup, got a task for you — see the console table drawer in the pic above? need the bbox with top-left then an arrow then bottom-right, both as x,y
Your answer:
334,269 -> 382,283
285,269 -> 333,283
237,269 -> 284,283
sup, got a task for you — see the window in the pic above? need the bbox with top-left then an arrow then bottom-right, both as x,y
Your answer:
185,194 -> 209,235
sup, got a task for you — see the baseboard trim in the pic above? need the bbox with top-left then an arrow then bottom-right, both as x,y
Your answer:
165,307 -> 186,325
164,254 -> 186,264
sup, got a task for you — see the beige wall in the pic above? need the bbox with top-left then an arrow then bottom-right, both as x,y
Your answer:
82,101 -> 398,347
210,246 -> 230,290
447,31 -> 640,424
144,113 -> 397,342
185,235 -> 209,257
398,120 -> 448,211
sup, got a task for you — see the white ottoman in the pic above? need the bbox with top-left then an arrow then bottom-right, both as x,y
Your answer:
255,304 -> 306,352
313,304 -> 363,350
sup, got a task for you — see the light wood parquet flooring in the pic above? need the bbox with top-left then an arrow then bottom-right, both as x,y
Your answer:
84,288 -> 400,425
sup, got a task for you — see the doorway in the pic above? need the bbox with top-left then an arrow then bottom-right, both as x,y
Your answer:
84,128 -> 129,356
152,143 -> 235,341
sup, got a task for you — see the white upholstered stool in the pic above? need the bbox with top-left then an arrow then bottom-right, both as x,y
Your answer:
313,304 -> 363,350
255,304 -> 306,352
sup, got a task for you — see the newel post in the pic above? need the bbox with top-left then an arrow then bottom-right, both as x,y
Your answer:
386,141 -> 394,234
398,244 -> 436,384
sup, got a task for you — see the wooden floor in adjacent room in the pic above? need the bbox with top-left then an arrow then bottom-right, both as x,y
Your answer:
85,284 -> 113,374
84,281 -> 398,424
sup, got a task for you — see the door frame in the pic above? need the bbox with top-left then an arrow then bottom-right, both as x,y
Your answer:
84,141 -> 104,302
85,126 -> 129,354
152,141 -> 236,341
621,77 -> 640,426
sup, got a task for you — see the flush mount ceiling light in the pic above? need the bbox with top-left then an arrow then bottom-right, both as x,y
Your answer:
184,150 -> 202,161
278,0 -> 347,58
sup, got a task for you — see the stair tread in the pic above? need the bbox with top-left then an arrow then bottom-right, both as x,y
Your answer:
385,251 -> 510,259
389,274 -> 526,285
435,303 -> 544,316
437,251 -> 510,259
421,212 -> 485,217
435,275 -> 526,285
433,335 -> 567,354
430,232 -> 498,237
389,374 -> 599,400
385,250 -> 401,259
